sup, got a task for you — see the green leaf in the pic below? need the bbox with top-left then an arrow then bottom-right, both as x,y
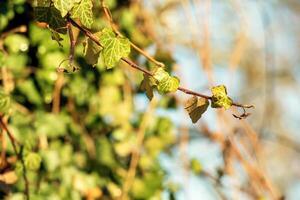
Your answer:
140,74 -> 154,100
35,0 -> 52,7
0,51 -> 6,66
53,0 -> 75,17
211,85 -> 233,109
0,90 -> 11,114
184,96 -> 209,123
153,68 -> 180,93
70,0 -> 93,28
34,7 -> 67,33
24,152 -> 42,171
83,32 -> 102,65
99,28 -> 131,69
190,158 -> 202,174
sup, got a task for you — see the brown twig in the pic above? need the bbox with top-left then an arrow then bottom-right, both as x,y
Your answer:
67,18 -> 253,116
0,115 -> 29,200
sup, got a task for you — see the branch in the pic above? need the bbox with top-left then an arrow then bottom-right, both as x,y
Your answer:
0,115 -> 29,200
68,18 -> 253,117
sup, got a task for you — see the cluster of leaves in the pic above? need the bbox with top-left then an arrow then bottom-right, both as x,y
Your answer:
0,0 -> 184,199
0,0 -> 239,199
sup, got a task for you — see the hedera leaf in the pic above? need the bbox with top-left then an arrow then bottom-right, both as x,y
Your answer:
70,0 -> 93,28
34,7 -> 67,34
211,85 -> 232,109
0,90 -> 11,114
35,0 -> 51,7
140,74 -> 154,100
99,28 -> 131,69
53,0 -> 75,17
184,96 -> 209,123
83,32 -> 102,65
190,158 -> 202,174
153,68 -> 180,93
24,152 -> 42,171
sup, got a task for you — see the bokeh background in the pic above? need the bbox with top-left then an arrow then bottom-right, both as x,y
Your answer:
0,0 -> 300,199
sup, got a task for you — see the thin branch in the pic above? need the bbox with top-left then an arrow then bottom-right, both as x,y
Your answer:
68,18 -> 253,116
0,115 -> 29,200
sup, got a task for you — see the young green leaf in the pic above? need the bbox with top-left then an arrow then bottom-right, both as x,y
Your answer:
99,28 -> 131,69
24,152 -> 42,171
140,74 -> 154,100
184,96 -> 209,123
34,7 -> 67,33
0,90 -> 10,114
53,0 -> 75,17
153,68 -> 180,93
70,0 -> 93,28
190,158 -> 203,175
211,85 -> 232,109
50,28 -> 63,47
83,32 -> 102,65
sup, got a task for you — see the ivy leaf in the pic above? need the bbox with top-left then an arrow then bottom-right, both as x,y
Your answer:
83,32 -> 102,65
24,152 -> 42,171
99,28 -> 131,69
53,0 -> 75,17
211,85 -> 232,109
184,96 -> 209,123
35,0 -> 51,7
140,74 -> 154,100
190,158 -> 202,175
0,90 -> 10,114
153,68 -> 180,93
70,0 -> 93,28
34,7 -> 67,34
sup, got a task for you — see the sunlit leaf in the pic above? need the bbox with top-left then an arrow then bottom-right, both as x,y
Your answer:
152,68 -> 179,93
53,0 -> 75,17
184,96 -> 209,123
190,158 -> 202,174
211,85 -> 232,109
24,152 -> 42,171
70,0 -> 93,28
99,28 -> 131,69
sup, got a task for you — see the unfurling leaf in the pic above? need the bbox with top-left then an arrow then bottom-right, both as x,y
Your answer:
53,0 -> 75,17
140,74 -> 154,100
71,0 -> 94,28
24,152 -> 42,171
99,28 -> 131,69
211,85 -> 232,109
153,68 -> 180,93
34,7 -> 67,33
0,90 -> 11,114
83,32 -> 102,65
184,96 -> 209,123
50,28 -> 63,47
